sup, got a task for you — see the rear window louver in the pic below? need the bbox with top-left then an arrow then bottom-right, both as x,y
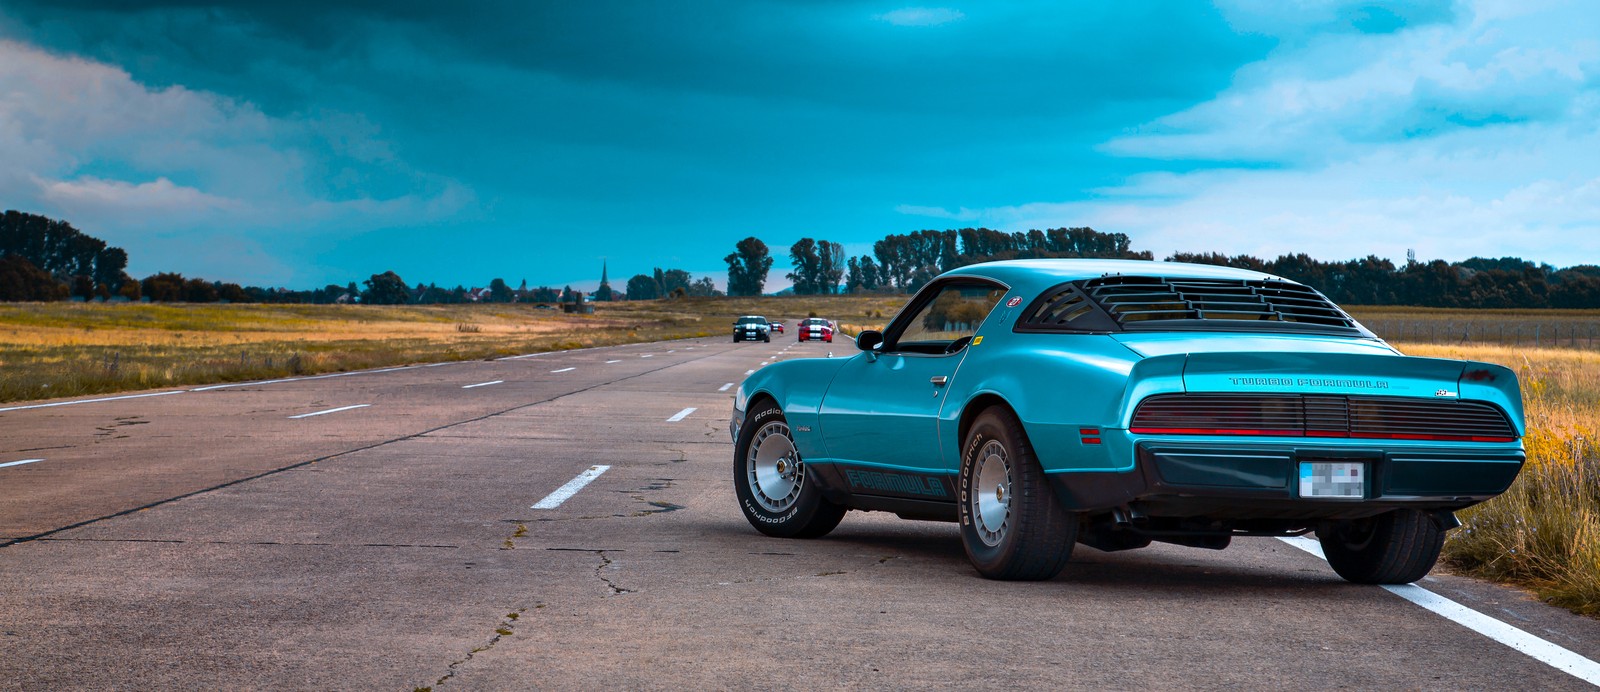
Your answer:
1017,276 -> 1366,335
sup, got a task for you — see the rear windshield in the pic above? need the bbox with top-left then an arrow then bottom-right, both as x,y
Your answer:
801,319 -> 829,326
1015,276 -> 1374,337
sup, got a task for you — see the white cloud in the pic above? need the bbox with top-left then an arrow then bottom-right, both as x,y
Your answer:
903,0 -> 1600,267
875,7 -> 966,27
894,204 -> 981,221
0,39 -> 468,283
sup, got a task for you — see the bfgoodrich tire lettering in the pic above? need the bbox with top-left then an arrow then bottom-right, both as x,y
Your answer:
958,407 -> 1076,580
733,402 -> 846,538
1316,509 -> 1444,584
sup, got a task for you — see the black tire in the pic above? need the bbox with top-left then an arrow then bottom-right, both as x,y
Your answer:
734,401 -> 846,539
958,407 -> 1076,580
1316,509 -> 1444,584
763,335 -> 770,342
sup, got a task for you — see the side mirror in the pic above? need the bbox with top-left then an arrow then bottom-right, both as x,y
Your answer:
856,330 -> 884,352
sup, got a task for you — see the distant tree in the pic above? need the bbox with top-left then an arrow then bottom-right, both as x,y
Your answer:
0,210 -> 129,294
818,240 -> 845,294
660,268 -> 691,295
362,271 -> 410,305
626,274 -> 658,300
142,273 -> 186,302
70,275 -> 95,300
115,273 -> 140,301
688,276 -> 721,297
183,278 -> 219,303
0,255 -> 68,301
725,236 -> 773,296
788,238 -> 822,294
218,283 -> 249,303
488,278 -> 514,303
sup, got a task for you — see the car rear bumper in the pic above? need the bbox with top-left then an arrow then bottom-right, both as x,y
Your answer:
1047,440 -> 1524,520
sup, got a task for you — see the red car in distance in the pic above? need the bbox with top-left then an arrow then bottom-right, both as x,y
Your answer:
797,317 -> 833,343
768,319 -> 784,334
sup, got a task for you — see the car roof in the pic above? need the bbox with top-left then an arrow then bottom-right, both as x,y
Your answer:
937,259 -> 1290,296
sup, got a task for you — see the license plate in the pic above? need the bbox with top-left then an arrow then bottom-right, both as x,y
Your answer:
1298,461 -> 1365,499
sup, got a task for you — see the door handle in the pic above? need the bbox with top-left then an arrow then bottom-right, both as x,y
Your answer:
930,376 -> 948,386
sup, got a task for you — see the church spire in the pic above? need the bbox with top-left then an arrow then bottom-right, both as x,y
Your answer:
596,259 -> 614,301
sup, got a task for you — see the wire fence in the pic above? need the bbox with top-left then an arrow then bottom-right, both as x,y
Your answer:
1360,318 -> 1600,350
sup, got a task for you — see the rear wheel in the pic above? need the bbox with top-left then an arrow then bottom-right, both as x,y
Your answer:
734,402 -> 846,538
1316,509 -> 1444,584
958,407 -> 1075,580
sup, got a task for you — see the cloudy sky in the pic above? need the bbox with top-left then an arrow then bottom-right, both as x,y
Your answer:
1,1 -> 1597,289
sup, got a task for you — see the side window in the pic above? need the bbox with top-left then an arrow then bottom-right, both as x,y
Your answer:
888,282 -> 1007,354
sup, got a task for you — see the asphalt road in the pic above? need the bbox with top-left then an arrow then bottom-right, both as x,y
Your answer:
2,330 -> 1598,689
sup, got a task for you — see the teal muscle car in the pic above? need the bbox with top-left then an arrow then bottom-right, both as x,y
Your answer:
730,259 -> 1524,583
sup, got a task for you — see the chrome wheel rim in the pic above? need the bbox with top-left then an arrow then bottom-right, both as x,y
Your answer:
748,420 -> 803,512
972,440 -> 1011,547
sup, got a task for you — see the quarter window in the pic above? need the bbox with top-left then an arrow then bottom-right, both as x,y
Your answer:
889,282 -> 1007,354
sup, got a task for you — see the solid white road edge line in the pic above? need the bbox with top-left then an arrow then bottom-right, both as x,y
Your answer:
462,380 -> 504,389
1278,536 -> 1600,685
0,459 -> 45,469
532,465 -> 611,509
667,407 -> 697,422
288,404 -> 371,419
0,390 -> 185,413
719,383 -> 734,392
191,366 -> 416,392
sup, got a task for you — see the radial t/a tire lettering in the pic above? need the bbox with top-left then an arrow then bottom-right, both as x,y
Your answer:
958,407 -> 1076,580
1316,509 -> 1444,584
733,401 -> 846,538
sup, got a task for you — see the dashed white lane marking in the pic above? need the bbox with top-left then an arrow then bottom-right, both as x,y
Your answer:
0,458 -> 45,469
641,354 -> 653,358
288,404 -> 371,419
532,465 -> 611,509
605,360 -> 623,364
760,361 -> 769,366
666,407 -> 697,422
551,367 -> 576,373
462,380 -> 503,389
1279,536 -> 1600,685
719,383 -> 734,392
668,350 -> 676,353
745,369 -> 755,375
0,390 -> 185,412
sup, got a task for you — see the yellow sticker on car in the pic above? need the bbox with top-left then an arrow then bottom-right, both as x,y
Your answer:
972,336 -> 983,346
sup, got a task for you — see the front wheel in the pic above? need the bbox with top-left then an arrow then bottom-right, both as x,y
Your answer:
958,407 -> 1076,580
734,402 -> 846,538
1316,509 -> 1444,584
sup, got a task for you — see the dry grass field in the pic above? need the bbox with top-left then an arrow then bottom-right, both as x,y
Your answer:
2,298 -> 1595,611
0,296 -> 907,403
1401,343 -> 1600,614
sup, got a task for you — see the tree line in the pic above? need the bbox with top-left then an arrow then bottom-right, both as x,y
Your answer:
7,208 -> 1600,309
720,227 -> 1600,308
1,210 -> 724,305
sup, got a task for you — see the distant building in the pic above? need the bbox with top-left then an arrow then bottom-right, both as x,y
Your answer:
594,260 -> 615,301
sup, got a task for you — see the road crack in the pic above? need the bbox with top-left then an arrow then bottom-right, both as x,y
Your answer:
597,550 -> 635,595
422,606 -> 532,690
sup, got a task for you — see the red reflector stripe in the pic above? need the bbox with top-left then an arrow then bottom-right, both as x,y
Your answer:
1078,428 -> 1099,435
1081,437 -> 1102,445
